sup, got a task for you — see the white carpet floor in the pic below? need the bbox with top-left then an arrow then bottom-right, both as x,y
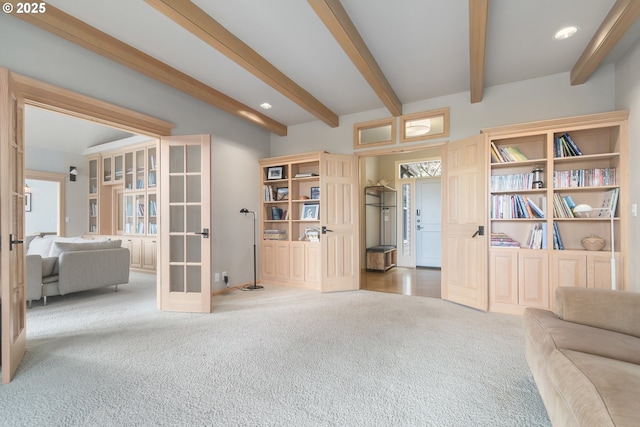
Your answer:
1,272 -> 550,426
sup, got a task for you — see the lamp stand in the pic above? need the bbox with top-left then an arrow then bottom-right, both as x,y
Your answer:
609,208 -> 616,290
240,209 -> 263,291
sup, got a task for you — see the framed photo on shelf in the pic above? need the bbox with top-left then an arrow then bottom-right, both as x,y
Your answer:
25,193 -> 32,212
267,166 -> 284,180
301,203 -> 319,220
310,186 -> 320,200
276,187 -> 289,201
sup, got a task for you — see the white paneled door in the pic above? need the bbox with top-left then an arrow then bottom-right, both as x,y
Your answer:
159,135 -> 212,313
1,68 -> 27,383
416,179 -> 442,268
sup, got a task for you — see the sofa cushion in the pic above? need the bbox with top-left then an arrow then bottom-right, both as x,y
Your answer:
556,287 -> 640,338
41,257 -> 58,277
551,349 -> 640,427
49,240 -> 121,258
528,307 -> 640,366
26,235 -> 57,257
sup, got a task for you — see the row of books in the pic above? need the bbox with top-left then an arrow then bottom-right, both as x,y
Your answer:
264,185 -> 279,202
490,232 -> 520,248
148,223 -> 157,234
148,200 -> 157,216
490,142 -> 528,163
490,194 -> 545,219
89,202 -> 98,216
149,155 -> 156,170
264,229 -> 287,240
554,133 -> 583,157
491,172 -> 537,192
553,194 -> 577,218
553,168 -> 616,188
491,222 -> 565,250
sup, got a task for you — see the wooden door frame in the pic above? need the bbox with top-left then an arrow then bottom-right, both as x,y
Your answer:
1,68 -> 175,382
356,142 -> 446,283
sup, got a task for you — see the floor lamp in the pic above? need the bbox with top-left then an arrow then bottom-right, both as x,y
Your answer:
573,204 -> 616,290
239,208 -> 263,290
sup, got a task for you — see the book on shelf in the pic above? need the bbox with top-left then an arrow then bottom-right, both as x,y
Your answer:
263,229 -> 287,240
553,168 -> 616,188
490,232 -> 520,248
525,223 -> 546,249
271,206 -> 283,220
294,172 -> 318,178
525,196 -> 545,218
552,222 -> 564,250
490,141 -> 504,163
491,172 -> 535,191
555,133 -> 583,157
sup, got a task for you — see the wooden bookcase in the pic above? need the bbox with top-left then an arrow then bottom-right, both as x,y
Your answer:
484,111 -> 628,314
260,152 -> 323,289
86,141 -> 158,272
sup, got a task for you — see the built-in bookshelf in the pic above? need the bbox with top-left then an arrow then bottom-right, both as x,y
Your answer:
87,142 -> 159,271
484,111 -> 628,314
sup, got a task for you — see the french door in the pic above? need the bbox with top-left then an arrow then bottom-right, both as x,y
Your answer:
441,134 -> 488,311
1,68 -> 27,383
159,135 -> 212,312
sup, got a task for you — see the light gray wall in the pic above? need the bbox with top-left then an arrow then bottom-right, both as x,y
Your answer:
25,178 -> 58,235
271,66 -> 616,156
1,14 -> 271,291
26,146 -> 86,237
615,37 -> 640,293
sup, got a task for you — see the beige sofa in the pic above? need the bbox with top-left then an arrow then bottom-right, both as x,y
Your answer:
26,235 -> 130,305
524,287 -> 640,426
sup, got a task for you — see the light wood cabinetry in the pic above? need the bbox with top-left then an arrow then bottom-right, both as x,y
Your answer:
87,141 -> 158,271
87,156 -> 100,234
484,111 -> 628,314
260,153 -> 322,289
259,151 -> 358,291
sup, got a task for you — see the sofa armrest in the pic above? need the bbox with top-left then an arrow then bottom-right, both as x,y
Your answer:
555,287 -> 640,338
57,248 -> 130,295
26,254 -> 43,301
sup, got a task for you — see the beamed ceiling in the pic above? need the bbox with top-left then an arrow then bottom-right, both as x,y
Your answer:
9,0 -> 640,147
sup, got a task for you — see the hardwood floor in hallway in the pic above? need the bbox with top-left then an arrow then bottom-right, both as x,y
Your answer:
360,267 -> 441,298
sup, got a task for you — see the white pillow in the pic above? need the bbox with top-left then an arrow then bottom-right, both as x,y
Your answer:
27,235 -> 57,257
51,240 -> 123,258
47,236 -> 82,257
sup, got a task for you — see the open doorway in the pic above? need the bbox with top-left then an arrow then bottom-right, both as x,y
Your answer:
359,146 -> 443,298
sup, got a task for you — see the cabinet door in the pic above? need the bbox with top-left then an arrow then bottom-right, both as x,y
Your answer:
550,253 -> 586,309
275,242 -> 290,280
123,238 -> 142,269
142,239 -> 157,271
261,241 -> 276,280
518,253 -> 549,308
587,253 -> 623,290
306,243 -> 321,284
489,251 -> 518,305
290,242 -> 305,282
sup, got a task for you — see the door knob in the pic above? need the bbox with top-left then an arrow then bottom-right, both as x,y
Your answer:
194,228 -> 210,238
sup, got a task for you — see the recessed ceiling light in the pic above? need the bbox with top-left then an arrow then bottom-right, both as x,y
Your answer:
260,102 -> 272,110
554,26 -> 578,40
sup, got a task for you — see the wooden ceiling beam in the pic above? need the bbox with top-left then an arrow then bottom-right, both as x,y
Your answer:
469,0 -> 488,103
571,0 -> 640,85
12,4 -> 287,136
145,0 -> 339,128
308,0 -> 402,117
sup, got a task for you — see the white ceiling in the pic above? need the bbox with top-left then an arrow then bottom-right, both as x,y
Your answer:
22,0 -> 640,153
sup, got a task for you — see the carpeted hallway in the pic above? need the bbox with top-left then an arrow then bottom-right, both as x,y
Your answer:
0,272 -> 550,426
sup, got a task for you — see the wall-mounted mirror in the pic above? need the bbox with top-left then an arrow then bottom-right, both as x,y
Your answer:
400,108 -> 449,143
354,117 -> 396,149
